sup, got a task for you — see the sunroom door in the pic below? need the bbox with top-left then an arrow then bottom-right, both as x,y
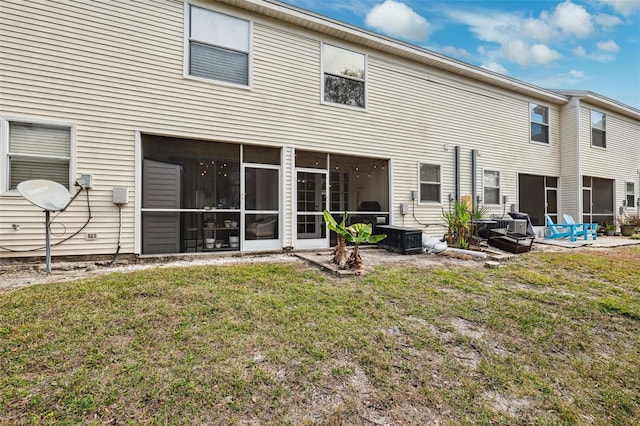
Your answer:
295,169 -> 328,249
243,164 -> 280,251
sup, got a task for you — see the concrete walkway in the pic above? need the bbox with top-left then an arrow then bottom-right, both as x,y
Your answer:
536,235 -> 640,249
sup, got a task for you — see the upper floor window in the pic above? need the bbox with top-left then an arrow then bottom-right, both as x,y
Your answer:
419,163 -> 441,203
530,103 -> 549,144
626,181 -> 635,208
483,169 -> 500,204
591,110 -> 606,148
322,44 -> 366,108
3,120 -> 71,191
188,5 -> 250,86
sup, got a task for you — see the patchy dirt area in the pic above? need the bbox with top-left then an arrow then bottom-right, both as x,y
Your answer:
1,237 -> 637,294
0,247 -> 494,294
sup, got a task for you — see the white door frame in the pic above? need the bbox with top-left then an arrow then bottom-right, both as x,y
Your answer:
242,162 -> 282,251
294,167 -> 329,249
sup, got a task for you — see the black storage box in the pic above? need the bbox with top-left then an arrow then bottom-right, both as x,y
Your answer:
376,225 -> 423,255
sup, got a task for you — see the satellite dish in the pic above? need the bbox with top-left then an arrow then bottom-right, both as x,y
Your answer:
17,179 -> 71,212
17,179 -> 74,275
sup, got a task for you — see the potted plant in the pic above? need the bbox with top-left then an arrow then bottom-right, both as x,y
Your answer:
617,214 -> 640,237
604,222 -> 616,236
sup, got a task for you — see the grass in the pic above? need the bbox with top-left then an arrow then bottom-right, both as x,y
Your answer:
1,248 -> 639,425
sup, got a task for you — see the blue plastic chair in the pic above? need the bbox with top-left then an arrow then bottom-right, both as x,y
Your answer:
544,214 -> 586,242
563,214 -> 597,241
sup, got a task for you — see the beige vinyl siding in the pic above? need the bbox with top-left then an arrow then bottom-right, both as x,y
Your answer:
1,0 -> 570,257
559,99 -> 580,218
578,102 -> 640,216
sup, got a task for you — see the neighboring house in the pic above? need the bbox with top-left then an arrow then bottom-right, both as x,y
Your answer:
1,0 -> 639,259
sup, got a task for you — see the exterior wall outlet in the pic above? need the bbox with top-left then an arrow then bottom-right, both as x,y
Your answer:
86,233 -> 98,240
112,187 -> 129,204
79,173 -> 93,189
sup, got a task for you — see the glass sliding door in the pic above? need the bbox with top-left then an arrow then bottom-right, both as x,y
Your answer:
295,169 -> 328,249
518,174 -> 558,226
243,164 -> 280,251
583,176 -> 614,225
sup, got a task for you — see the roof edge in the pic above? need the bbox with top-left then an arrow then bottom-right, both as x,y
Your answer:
551,90 -> 640,120
217,0 -> 569,104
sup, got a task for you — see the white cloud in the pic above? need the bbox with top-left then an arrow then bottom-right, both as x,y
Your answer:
594,13 -> 623,28
573,44 -> 618,61
365,0 -> 430,41
481,62 -> 509,75
552,1 -> 594,37
444,1 -> 597,44
527,69 -> 590,89
597,39 -> 621,52
569,69 -> 586,78
600,0 -> 640,17
573,46 -> 587,56
441,10 -> 516,43
530,44 -> 563,64
502,40 -> 562,65
439,45 -> 471,58
521,17 -> 558,42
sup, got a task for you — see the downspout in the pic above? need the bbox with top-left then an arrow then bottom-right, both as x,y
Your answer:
454,145 -> 460,201
575,97 -> 582,219
471,149 -> 478,212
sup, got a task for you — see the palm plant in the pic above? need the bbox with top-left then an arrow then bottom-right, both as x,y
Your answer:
343,223 -> 387,270
442,200 -> 473,248
323,210 -> 387,270
323,210 -> 349,267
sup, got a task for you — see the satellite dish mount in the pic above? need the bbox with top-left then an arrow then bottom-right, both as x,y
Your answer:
17,179 -> 76,274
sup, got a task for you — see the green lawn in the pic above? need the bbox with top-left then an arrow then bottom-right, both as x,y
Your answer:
1,248 -> 639,425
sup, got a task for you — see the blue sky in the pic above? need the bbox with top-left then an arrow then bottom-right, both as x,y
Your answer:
282,0 -> 640,109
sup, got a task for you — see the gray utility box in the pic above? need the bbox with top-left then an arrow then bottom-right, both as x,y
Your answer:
376,225 -> 423,255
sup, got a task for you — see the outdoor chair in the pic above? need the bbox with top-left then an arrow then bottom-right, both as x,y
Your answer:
563,214 -> 597,241
544,214 -> 586,242
246,216 -> 277,239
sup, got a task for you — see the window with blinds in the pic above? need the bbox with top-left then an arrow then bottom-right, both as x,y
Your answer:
7,122 -> 71,190
189,5 -> 250,85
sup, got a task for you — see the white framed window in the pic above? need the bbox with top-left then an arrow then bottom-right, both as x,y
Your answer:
483,169 -> 500,205
591,109 -> 606,148
419,162 -> 441,203
530,103 -> 549,144
2,118 -> 73,192
626,181 -> 635,208
322,44 -> 366,109
187,5 -> 251,86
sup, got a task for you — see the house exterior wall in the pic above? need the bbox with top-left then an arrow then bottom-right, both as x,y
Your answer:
0,0 -> 637,259
577,101 -> 640,219
559,98 -> 580,219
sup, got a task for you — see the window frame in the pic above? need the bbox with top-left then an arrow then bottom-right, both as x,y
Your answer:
418,162 -> 442,204
483,169 -> 501,206
626,181 -> 635,209
184,3 -> 253,88
321,42 -> 367,110
1,116 -> 76,195
529,103 -> 550,145
590,109 -> 606,149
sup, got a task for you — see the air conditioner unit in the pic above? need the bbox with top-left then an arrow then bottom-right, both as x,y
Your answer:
510,219 -> 527,234
494,219 -> 527,234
